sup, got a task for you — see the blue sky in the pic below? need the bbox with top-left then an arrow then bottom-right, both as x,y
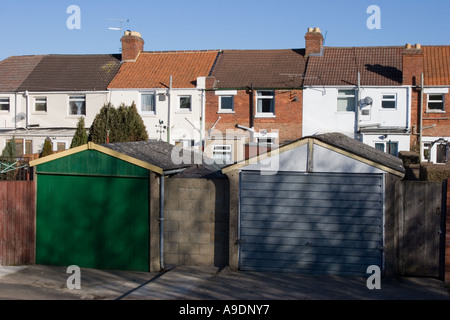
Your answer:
0,0 -> 449,61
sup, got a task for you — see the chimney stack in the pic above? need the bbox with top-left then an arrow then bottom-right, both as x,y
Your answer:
121,31 -> 144,62
305,27 -> 323,56
402,43 -> 424,86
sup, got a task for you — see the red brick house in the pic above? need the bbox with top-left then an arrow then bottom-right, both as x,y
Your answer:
404,44 -> 450,163
204,49 -> 307,163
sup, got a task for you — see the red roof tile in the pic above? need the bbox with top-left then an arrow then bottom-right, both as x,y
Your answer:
423,46 -> 450,86
108,51 -> 219,89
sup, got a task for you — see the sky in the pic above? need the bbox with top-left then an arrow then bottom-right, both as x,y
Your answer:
0,0 -> 449,61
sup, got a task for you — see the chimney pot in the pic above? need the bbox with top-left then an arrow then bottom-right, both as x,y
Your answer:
405,43 -> 411,49
121,30 -> 144,62
415,43 -> 421,50
305,27 -> 324,56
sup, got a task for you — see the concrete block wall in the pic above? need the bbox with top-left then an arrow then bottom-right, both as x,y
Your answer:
163,177 -> 229,268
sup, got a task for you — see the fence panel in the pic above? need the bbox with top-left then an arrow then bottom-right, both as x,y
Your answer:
397,180 -> 445,278
0,181 -> 35,265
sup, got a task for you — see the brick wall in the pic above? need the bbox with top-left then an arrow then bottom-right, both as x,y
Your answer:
163,177 -> 229,268
205,89 -> 303,144
422,92 -> 450,137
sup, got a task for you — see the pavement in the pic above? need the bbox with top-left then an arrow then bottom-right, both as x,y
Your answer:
0,264 -> 449,301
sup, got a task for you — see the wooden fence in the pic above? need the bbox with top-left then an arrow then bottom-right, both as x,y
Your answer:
0,181 -> 35,265
396,180 -> 446,279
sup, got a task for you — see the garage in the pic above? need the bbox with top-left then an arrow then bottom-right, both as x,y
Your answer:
239,171 -> 383,275
30,142 -> 164,272
223,133 -> 405,276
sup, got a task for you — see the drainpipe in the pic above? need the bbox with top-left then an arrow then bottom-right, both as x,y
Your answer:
159,174 -> 165,271
419,73 -> 424,162
24,90 -> 29,130
167,75 -> 172,143
249,83 -> 254,134
356,72 -> 361,136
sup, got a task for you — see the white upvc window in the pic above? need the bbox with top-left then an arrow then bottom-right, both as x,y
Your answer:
179,95 -> 192,112
256,91 -> 275,117
34,97 -> 47,112
69,95 -> 86,116
375,141 -> 398,156
427,94 -> 445,112
212,145 -> 232,163
0,97 -> 10,112
140,92 -> 156,114
219,96 -> 234,113
337,89 -> 356,112
381,94 -> 397,109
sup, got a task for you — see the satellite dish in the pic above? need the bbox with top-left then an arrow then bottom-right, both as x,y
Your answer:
13,113 -> 26,123
364,97 -> 373,105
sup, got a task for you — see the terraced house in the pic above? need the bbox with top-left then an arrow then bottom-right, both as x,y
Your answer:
0,54 -> 121,155
0,28 -> 448,165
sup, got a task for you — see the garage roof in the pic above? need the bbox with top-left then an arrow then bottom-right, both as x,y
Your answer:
222,132 -> 405,177
30,140 -> 223,176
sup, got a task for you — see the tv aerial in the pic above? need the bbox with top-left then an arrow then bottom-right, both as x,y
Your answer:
107,18 -> 130,32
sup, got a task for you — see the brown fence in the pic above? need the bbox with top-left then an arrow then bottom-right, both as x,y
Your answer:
0,181 -> 35,265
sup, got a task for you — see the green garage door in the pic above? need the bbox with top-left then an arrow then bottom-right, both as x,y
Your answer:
239,171 -> 383,275
35,150 -> 150,272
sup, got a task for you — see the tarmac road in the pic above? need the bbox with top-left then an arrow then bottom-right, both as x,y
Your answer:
0,264 -> 449,301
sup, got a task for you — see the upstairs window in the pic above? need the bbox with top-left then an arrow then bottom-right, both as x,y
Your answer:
337,90 -> 355,112
141,93 -> 156,114
256,91 -> 275,116
69,96 -> 86,116
219,96 -> 234,112
0,97 -> 10,112
381,94 -> 396,109
427,94 -> 445,112
179,96 -> 192,111
35,97 -> 47,112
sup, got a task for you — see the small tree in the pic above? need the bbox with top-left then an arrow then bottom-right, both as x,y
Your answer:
89,102 -> 148,143
71,117 -> 88,148
40,138 -> 53,158
1,138 -> 16,158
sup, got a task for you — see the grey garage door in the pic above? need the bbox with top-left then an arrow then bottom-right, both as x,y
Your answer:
239,171 -> 383,275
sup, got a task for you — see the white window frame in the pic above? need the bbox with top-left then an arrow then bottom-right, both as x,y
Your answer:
255,90 -> 275,117
427,93 -> 445,112
212,144 -> 233,164
140,92 -> 156,115
178,95 -> 192,112
337,89 -> 356,112
218,95 -> 234,113
381,94 -> 397,110
0,97 -> 10,113
375,141 -> 399,156
68,95 -> 86,116
34,97 -> 47,113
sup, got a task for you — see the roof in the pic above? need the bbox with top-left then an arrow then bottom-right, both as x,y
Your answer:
210,49 -> 307,89
311,133 -> 405,174
0,55 -> 44,91
423,46 -> 450,86
101,140 -> 223,175
0,54 -> 121,92
304,46 -> 403,86
18,54 -> 121,92
223,132 -> 405,176
108,51 -> 219,89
